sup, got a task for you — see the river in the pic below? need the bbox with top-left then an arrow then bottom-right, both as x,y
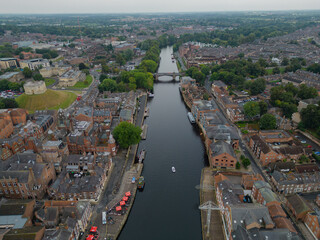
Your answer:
118,46 -> 207,240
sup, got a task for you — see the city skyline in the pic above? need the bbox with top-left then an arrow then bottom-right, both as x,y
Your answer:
0,0 -> 320,14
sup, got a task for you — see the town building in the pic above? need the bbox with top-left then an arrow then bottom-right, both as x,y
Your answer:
23,80 -> 47,95
19,58 -> 50,71
0,58 -> 18,70
59,69 -> 86,87
285,194 -> 312,221
0,71 -> 24,82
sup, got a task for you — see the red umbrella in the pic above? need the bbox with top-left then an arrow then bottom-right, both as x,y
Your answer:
86,235 -> 94,240
116,206 -> 122,211
122,196 -> 128,201
125,191 -> 131,197
120,201 -> 125,206
90,226 -> 97,233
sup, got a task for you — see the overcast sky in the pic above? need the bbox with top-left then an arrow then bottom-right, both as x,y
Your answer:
0,0 -> 320,14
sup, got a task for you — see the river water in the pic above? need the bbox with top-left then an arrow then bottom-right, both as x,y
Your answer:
118,46 -> 207,240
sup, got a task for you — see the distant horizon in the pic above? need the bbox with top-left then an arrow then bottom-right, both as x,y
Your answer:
1,9 -> 320,15
1,0 -> 320,14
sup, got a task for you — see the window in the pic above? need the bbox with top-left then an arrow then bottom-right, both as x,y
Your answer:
1,183 -> 6,187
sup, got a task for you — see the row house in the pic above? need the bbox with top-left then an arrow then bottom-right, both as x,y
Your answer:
93,109 -> 112,124
211,80 -> 228,98
95,97 -> 120,115
205,125 -> 240,150
0,198 -> 35,229
0,153 -> 56,199
48,155 -> 110,201
304,211 -> 320,239
252,181 -> 280,207
41,140 -> 69,171
74,107 -> 93,123
36,200 -> 92,239
209,140 -> 237,168
271,170 -> 320,195
0,118 -> 13,138
0,108 -> 28,126
226,107 -> 245,122
66,131 -> 116,156
191,100 -> 217,123
249,135 -> 284,166
285,194 -> 312,221
0,136 -> 26,160
199,110 -> 225,133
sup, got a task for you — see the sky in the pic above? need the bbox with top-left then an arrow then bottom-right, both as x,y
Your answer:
0,0 -> 320,14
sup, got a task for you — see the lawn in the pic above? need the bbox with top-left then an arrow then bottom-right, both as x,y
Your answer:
45,78 -> 55,86
52,56 -> 64,62
69,75 -> 93,89
16,89 -> 77,113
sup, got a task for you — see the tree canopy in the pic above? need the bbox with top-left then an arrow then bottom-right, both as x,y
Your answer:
113,122 -> 142,148
244,101 -> 260,119
260,114 -> 277,130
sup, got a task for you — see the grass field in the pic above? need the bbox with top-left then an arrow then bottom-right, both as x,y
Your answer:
69,75 -> 93,89
16,89 -> 77,113
45,78 -> 55,86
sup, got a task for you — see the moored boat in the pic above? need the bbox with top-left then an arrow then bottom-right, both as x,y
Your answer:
187,112 -> 196,124
137,176 -> 145,189
138,149 -> 146,162
172,166 -> 176,173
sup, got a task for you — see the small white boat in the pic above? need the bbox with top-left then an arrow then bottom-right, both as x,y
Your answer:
172,166 -> 176,173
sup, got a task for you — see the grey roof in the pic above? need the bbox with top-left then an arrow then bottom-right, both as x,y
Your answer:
232,226 -> 300,240
213,80 -> 227,88
206,125 -> 239,140
203,111 -> 226,125
217,180 -> 243,205
230,204 -> 274,231
0,215 -> 28,229
210,140 -> 236,158
75,106 -> 93,117
93,109 -> 111,117
119,109 -> 133,121
43,228 -> 72,240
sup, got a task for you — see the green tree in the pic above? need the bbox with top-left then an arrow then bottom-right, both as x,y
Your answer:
101,65 -> 110,73
203,93 -> 209,100
113,121 -> 142,148
99,79 -> 118,93
23,67 -> 32,78
250,78 -> 266,95
244,101 -> 260,119
236,162 -> 241,169
79,63 -> 87,70
242,158 -> 251,169
301,104 -> 320,129
33,73 -> 44,81
99,74 -> 108,82
2,98 -> 18,108
200,65 -> 210,76
8,82 -> 21,91
259,101 -> 268,116
116,54 -> 126,66
139,60 -> 158,73
0,100 -> 5,109
260,114 -> 277,130
298,84 -> 318,100
281,57 -> 289,66
272,67 -> 280,74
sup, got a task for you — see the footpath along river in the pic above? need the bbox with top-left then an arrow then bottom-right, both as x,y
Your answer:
118,46 -> 208,240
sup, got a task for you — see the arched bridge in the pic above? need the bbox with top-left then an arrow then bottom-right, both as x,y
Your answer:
154,72 -> 183,82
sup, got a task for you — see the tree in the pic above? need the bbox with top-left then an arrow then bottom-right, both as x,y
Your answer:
281,102 -> 297,118
2,98 -> 18,108
139,60 -> 158,73
260,114 -> 277,130
200,65 -> 210,76
8,82 -> 21,91
301,104 -> 320,129
101,65 -> 110,73
298,84 -> 318,100
192,70 -> 205,86
113,122 -> 142,148
116,54 -> 126,66
236,162 -> 241,169
99,74 -> 108,82
19,53 -> 24,59
0,100 -> 5,109
79,63 -> 87,70
250,78 -> 266,95
281,57 -> 289,66
272,67 -> 280,74
242,158 -> 251,169
33,73 -> 44,81
203,93 -> 209,100
244,101 -> 260,119
259,101 -> 268,116
23,67 -> 32,78
98,79 -> 118,93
